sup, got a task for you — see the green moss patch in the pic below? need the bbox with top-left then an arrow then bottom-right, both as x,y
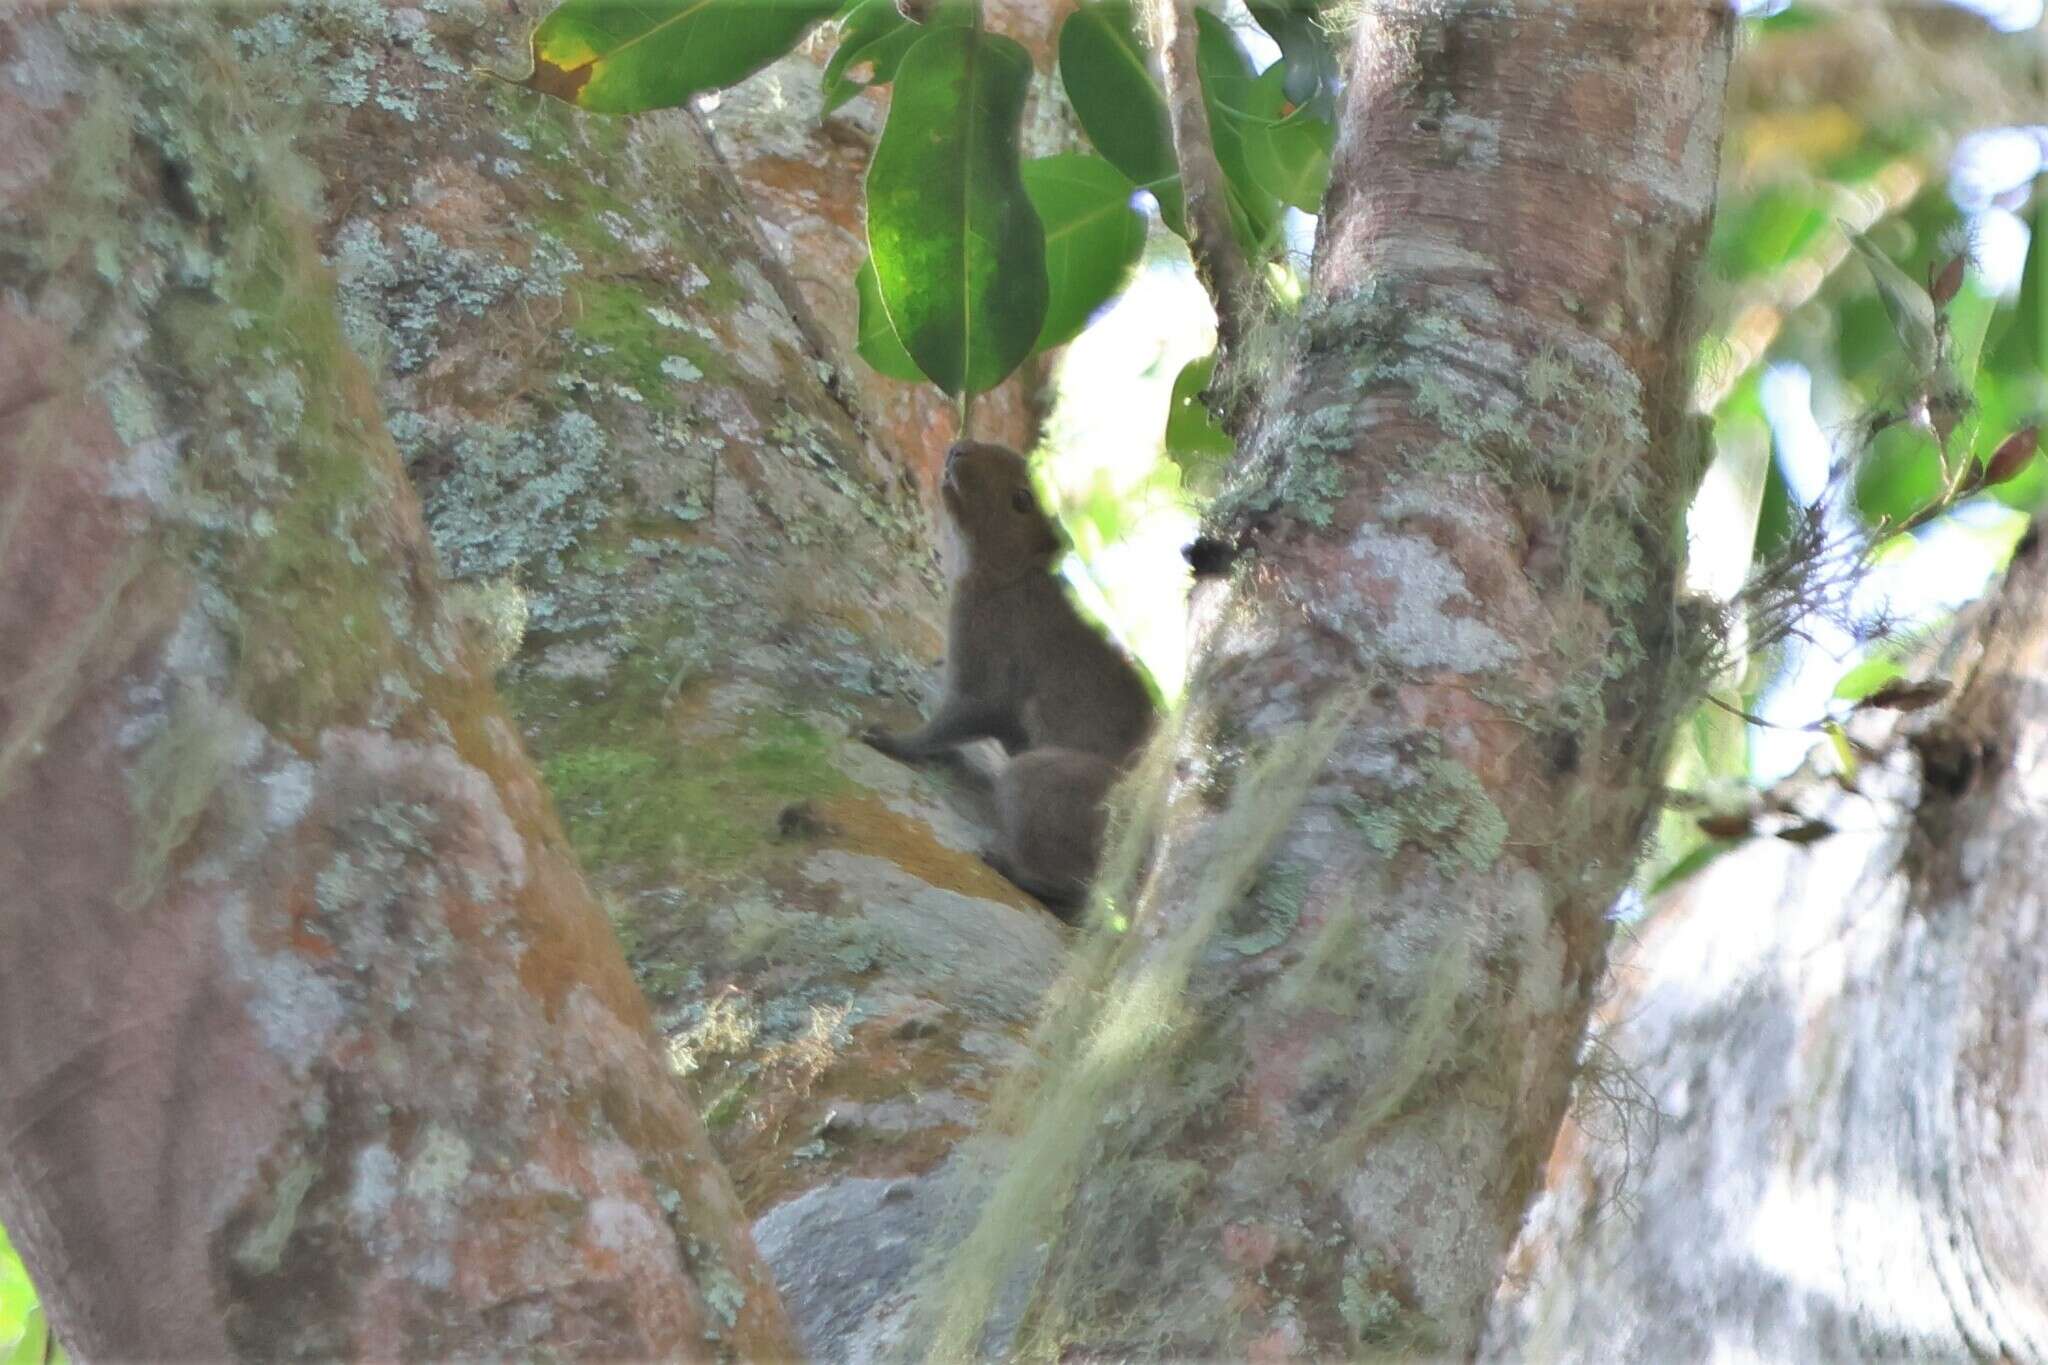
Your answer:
539,710 -> 848,875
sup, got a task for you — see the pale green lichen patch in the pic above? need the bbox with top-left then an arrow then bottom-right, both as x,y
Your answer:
234,1161 -> 321,1274
1344,750 -> 1507,877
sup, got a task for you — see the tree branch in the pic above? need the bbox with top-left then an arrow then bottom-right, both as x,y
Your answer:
1146,0 -> 1256,370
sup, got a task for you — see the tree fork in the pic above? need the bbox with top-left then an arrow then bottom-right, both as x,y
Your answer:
926,1 -> 1735,1357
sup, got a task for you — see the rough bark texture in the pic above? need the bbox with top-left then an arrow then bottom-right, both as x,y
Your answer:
2,0 -> 1092,1357
114,0 -> 1068,1355
0,7 -> 796,1357
917,3 -> 1734,1358
1485,526 -> 2048,1363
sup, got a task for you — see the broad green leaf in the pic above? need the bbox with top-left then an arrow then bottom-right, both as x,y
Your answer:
867,25 -> 1048,396
1846,226 -> 1939,374
524,0 -> 838,114
1235,62 -> 1334,213
1022,154 -> 1147,351
855,257 -> 925,381
1058,2 -> 1187,235
1247,1 -> 1338,116
1165,354 -> 1233,492
1194,9 -> 1284,257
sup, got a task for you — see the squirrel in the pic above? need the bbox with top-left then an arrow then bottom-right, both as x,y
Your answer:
863,440 -> 1155,912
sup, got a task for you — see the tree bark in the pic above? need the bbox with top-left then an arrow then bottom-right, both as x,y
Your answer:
1,0 -> 1087,1355
0,7 -> 795,1358
919,2 -> 1735,1357
1484,525 -> 2048,1363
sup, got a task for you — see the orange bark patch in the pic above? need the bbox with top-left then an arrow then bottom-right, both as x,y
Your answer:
816,792 -> 1042,911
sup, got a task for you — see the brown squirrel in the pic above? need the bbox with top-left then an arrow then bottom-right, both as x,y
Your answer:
863,441 -> 1155,911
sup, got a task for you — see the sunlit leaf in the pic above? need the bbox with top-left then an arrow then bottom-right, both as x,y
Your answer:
1023,154 -> 1147,351
524,0 -> 838,113
1165,354 -> 1233,492
854,256 -> 925,381
1822,720 -> 1858,785
867,25 -> 1047,395
1058,1 -> 1187,235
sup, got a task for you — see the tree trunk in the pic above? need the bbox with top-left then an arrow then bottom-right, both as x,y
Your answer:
5,0 -> 1082,1355
1484,525 -> 2048,1363
0,7 -> 794,1358
918,3 -> 1735,1358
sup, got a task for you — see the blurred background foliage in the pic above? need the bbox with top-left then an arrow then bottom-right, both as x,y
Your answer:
4,0 -> 2048,1344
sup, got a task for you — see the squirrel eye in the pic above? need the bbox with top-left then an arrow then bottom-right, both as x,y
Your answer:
1010,487 -> 1035,513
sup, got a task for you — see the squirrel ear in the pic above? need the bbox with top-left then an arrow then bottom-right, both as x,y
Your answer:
1010,486 -> 1035,513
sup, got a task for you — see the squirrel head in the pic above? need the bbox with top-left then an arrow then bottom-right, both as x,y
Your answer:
940,441 -> 1063,573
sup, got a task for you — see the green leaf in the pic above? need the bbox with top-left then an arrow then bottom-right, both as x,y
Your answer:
523,0 -> 839,114
1852,421 -> 1944,528
855,256 -> 926,381
1846,225 -> 1939,374
1165,354 -> 1233,491
1235,62 -> 1334,213
1246,1 -> 1337,116
1993,194 -> 2048,376
1822,719 -> 1859,784
1832,653 -> 1905,702
1195,9 -> 1285,257
821,0 -> 912,113
1022,154 -> 1147,351
867,25 -> 1048,396
1058,2 -> 1187,235
1946,274 -> 1998,386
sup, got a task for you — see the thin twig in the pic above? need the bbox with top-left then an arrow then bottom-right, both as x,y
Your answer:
1145,0 -> 1256,369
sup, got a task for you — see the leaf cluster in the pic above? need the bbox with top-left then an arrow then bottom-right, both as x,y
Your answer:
521,0 -> 1339,416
